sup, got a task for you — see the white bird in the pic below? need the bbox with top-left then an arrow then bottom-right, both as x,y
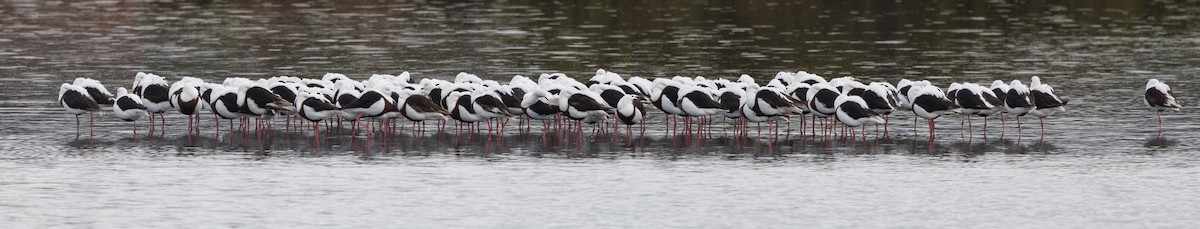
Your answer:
170,77 -> 205,135
1145,79 -> 1182,135
60,83 -> 102,137
207,85 -> 244,136
295,91 -> 340,147
834,94 -> 886,139
113,87 -> 148,137
1026,76 -> 1068,142
1005,80 -> 1035,142
989,80 -> 1011,137
951,83 -> 998,139
806,82 -> 839,138
910,86 -> 960,143
615,94 -> 647,141
134,72 -> 171,132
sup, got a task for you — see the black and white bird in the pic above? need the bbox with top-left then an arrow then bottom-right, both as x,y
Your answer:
615,94 -> 647,140
60,82 -> 102,137
207,85 -> 244,136
717,86 -> 747,120
295,91 -> 340,147
1004,80 -> 1035,142
445,90 -> 483,135
676,85 -> 725,117
496,84 -> 527,117
520,88 -> 562,121
113,87 -> 148,137
1145,79 -> 1182,135
650,79 -> 684,133
952,83 -> 998,138
741,87 -> 799,140
446,90 -> 481,123
806,82 -> 840,137
910,86 -> 960,143
834,94 -> 885,130
333,81 -> 365,132
266,79 -> 301,124
561,89 -> 611,124
134,72 -> 171,131
990,80 -> 1011,137
397,91 -> 449,122
340,87 -> 394,134
170,77 -> 204,135
857,82 -> 898,135
472,89 -> 515,138
1027,76 -> 1068,141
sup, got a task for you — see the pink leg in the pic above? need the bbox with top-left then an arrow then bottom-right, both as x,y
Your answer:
1000,114 -> 1006,139
1158,111 -> 1163,136
928,119 -> 935,144
983,117 -> 988,140
960,116 -> 965,139
1017,117 -> 1022,144
1040,118 -> 1045,143
884,115 -> 889,137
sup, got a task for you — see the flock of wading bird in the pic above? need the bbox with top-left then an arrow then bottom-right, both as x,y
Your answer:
58,70 -> 1181,148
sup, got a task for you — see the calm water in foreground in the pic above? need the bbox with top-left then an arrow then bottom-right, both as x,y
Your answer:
2,0 -> 1199,227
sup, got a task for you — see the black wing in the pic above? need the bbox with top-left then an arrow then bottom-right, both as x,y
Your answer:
142,84 -> 170,103
1146,88 -> 1172,108
954,90 -> 989,109
116,96 -> 146,110
271,86 -> 297,103
839,101 -> 878,119
1031,90 -> 1066,109
62,90 -> 101,111
1005,91 -> 1032,108
599,89 -> 625,108
718,92 -> 741,112
569,94 -> 609,111
683,91 -> 725,109
860,92 -> 892,110
915,94 -> 958,111
303,98 -> 340,112
344,91 -> 385,109
85,87 -> 114,105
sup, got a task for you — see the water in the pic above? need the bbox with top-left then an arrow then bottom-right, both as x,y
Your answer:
2,0 -> 1199,227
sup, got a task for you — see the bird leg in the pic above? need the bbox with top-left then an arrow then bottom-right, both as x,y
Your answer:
960,116 -> 965,139
1040,118 -> 1045,143
928,119 -> 936,144
884,115 -> 889,138
159,113 -> 165,135
1158,110 -> 1163,136
188,115 -> 194,137
1016,117 -> 1022,144
1000,113 -> 1006,139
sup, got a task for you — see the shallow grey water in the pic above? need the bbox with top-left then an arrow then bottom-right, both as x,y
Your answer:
2,0 -> 1199,227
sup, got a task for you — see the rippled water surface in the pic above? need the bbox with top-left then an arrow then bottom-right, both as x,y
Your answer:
2,0 -> 1199,227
